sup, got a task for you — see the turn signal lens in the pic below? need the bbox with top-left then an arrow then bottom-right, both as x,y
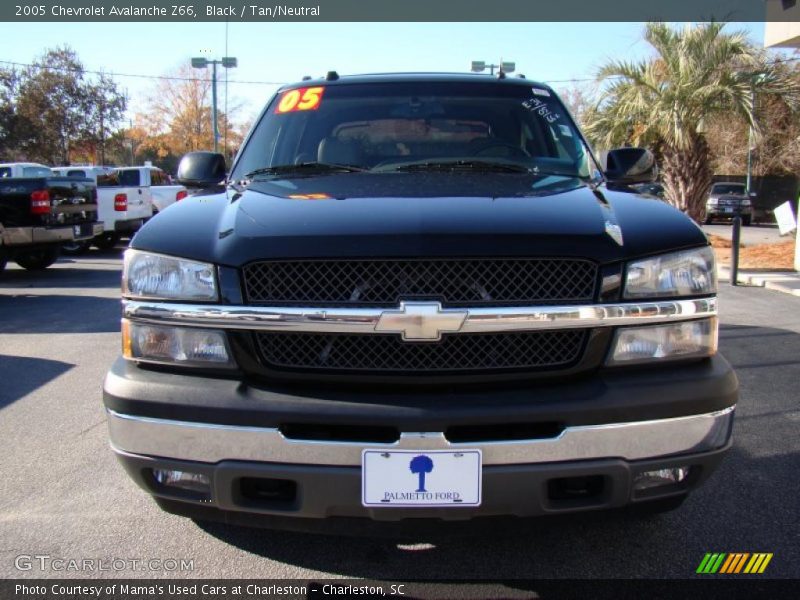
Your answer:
607,318 -> 717,366
122,319 -> 234,368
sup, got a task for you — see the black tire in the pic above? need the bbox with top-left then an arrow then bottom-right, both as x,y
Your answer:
630,494 -> 687,516
0,256 -> 7,275
742,215 -> 752,226
61,240 -> 92,255
94,232 -> 121,251
14,246 -> 61,271
704,216 -> 713,225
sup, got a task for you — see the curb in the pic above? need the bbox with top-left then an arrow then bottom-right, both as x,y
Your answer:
718,266 -> 800,296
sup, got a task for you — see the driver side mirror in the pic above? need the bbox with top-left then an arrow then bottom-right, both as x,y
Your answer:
604,147 -> 657,186
175,151 -> 227,188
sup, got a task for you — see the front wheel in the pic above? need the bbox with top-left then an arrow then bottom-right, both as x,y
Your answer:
14,246 -> 60,271
94,232 -> 121,251
742,215 -> 752,226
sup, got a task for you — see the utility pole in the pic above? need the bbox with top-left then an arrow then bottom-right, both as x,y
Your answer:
191,56 -> 237,153
129,118 -> 134,165
745,84 -> 755,195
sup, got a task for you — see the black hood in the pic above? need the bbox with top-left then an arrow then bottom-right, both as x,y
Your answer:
132,173 -> 708,267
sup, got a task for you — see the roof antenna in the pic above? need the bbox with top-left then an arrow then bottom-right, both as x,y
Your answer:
302,75 -> 312,81
325,71 -> 339,81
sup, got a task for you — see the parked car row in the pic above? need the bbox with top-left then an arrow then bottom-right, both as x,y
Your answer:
0,161 -> 188,271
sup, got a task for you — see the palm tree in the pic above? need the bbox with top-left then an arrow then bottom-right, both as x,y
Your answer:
585,22 -> 800,222
409,455 -> 434,492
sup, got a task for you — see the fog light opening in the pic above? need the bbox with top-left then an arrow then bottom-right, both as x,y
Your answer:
634,466 -> 691,493
547,475 -> 608,508
151,469 -> 211,500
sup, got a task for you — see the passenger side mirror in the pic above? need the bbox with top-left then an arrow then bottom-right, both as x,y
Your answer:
175,152 -> 227,188
604,147 -> 657,186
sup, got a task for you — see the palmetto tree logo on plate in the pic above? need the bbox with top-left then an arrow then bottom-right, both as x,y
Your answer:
409,455 -> 434,492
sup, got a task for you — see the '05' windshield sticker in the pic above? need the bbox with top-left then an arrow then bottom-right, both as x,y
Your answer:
275,86 -> 325,114
522,97 -> 561,123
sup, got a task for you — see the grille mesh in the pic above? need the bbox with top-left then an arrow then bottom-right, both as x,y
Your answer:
255,330 -> 587,373
242,258 -> 598,306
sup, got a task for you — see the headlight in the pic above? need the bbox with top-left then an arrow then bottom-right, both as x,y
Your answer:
123,249 -> 217,301
122,320 -> 234,368
624,247 -> 716,299
607,318 -> 717,366
707,198 -> 718,206
740,198 -> 751,207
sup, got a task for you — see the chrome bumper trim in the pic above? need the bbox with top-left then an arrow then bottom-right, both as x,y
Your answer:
122,297 -> 717,335
107,406 -> 734,466
1,223 -> 103,246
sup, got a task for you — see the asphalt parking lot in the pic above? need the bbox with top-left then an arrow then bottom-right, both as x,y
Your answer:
1,249 -> 799,581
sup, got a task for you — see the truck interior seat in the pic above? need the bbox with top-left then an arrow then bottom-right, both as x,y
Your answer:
317,137 -> 364,166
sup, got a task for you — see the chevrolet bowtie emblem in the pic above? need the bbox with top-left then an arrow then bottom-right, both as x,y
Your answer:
374,301 -> 468,342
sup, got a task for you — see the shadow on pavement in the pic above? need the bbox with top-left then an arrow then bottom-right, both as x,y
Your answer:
0,354 -> 74,410
0,294 -> 121,333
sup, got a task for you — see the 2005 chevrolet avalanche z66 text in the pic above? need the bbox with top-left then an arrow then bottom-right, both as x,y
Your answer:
103,73 -> 737,531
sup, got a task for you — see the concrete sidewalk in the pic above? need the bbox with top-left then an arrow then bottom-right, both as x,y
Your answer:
718,265 -> 800,296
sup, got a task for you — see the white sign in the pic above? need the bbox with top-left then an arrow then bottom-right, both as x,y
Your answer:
362,449 -> 482,507
774,201 -> 797,236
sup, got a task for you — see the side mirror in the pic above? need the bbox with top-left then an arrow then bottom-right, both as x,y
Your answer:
604,147 -> 657,186
175,152 -> 227,188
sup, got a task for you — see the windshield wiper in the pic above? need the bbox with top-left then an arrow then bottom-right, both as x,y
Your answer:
245,162 -> 366,179
380,160 -> 534,174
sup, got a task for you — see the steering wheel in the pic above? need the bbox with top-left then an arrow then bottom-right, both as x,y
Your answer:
470,140 -> 529,159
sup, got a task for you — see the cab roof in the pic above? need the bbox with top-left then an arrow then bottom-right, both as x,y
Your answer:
280,72 -> 552,92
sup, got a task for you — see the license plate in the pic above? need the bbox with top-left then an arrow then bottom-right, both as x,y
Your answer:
724,207 -> 733,213
72,223 -> 93,238
362,449 -> 482,507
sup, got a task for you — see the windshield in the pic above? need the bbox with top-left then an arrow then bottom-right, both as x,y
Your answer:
231,81 -> 599,182
712,183 -> 745,195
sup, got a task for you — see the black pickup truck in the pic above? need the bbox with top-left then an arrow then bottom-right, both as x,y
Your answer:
0,171 -> 102,272
104,73 -> 737,532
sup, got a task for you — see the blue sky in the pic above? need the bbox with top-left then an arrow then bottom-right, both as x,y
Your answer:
0,21 -> 774,122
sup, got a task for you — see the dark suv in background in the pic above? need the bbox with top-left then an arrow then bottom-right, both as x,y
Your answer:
705,182 -> 752,225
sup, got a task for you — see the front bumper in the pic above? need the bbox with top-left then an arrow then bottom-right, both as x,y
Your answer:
114,443 -> 731,525
104,354 -> 737,523
1,222 -> 103,246
707,207 -> 752,218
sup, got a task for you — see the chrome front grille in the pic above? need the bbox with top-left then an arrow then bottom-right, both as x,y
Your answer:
242,258 -> 598,307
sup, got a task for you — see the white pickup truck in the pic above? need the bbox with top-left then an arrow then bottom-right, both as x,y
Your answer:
118,166 -> 188,214
55,165 -> 186,252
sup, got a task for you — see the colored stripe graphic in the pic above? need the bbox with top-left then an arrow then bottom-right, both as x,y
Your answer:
697,553 -> 727,573
700,552 -> 773,574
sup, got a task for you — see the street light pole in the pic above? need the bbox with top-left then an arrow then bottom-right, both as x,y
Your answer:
211,60 -> 218,153
745,84 -> 755,195
191,56 -> 237,154
471,60 -> 516,77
